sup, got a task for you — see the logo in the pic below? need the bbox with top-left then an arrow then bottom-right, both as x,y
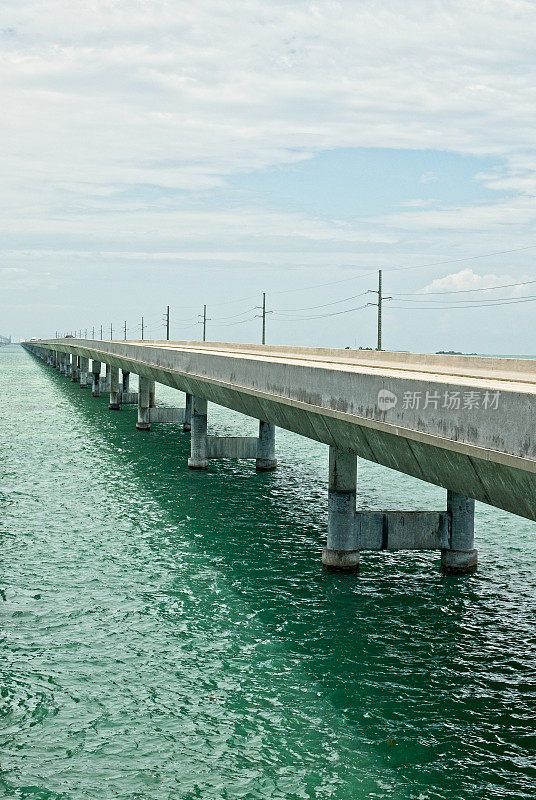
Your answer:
377,389 -> 398,411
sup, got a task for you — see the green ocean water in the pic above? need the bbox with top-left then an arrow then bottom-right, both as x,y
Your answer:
1,344 -> 536,799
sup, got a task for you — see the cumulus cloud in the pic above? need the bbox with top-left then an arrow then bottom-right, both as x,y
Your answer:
420,268 -> 515,294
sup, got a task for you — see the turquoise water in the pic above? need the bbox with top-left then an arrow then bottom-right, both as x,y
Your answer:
1,345 -> 536,799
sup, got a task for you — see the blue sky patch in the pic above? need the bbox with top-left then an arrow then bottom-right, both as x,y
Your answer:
225,148 -> 507,218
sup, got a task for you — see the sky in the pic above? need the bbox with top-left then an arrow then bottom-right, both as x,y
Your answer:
1,0 -> 536,353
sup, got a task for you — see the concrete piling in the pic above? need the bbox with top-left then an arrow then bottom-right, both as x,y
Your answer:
70,355 -> 79,382
183,393 -> 192,432
108,366 -> 120,410
79,357 -> 89,388
188,396 -> 209,469
322,446 -> 359,572
442,491 -> 477,574
256,421 -> 277,471
122,370 -> 130,394
136,376 -> 151,430
91,361 -> 101,397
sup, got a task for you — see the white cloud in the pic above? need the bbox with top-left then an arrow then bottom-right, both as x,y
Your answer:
420,268 -> 513,294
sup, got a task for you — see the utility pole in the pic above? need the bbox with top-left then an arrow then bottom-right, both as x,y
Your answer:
84,328 -> 87,338
100,324 -> 103,341
55,330 -> 58,339
124,320 -> 127,340
366,269 -> 390,351
110,323 -> 113,340
141,316 -> 144,340
377,269 -> 382,351
255,292 -> 271,344
262,292 -> 266,344
92,326 -> 95,339
78,329 -> 81,338
198,305 -> 210,342
166,305 -> 170,340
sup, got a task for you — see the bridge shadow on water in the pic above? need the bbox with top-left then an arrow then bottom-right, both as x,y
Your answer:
29,355 -> 536,799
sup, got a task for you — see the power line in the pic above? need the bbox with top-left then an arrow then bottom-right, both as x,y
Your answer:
394,277 -> 536,297
391,296 -> 536,310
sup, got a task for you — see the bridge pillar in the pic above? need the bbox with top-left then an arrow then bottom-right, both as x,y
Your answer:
70,355 -> 79,382
79,357 -> 89,388
136,377 -> 151,430
442,491 -> 477,574
322,447 -> 359,572
149,380 -> 156,410
91,361 -> 101,397
103,364 -> 111,393
65,353 -> 72,377
108,366 -> 120,410
183,393 -> 192,432
188,396 -> 209,469
122,370 -> 130,394
256,421 -> 277,471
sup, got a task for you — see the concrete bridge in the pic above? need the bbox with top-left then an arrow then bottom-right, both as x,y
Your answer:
22,338 -> 536,574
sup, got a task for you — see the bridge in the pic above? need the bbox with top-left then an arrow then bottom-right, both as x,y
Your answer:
0,335 -> 11,346
22,338 -> 536,574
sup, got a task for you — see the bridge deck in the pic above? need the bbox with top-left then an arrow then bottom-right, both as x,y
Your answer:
28,340 -> 536,521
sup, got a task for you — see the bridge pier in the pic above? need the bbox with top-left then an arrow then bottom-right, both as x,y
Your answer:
70,355 -> 79,382
91,361 -> 101,397
442,492 -> 477,574
256,421 -> 277,471
119,370 -> 138,404
136,377 -> 151,430
183,393 -> 192,432
322,447 -> 360,572
79,357 -> 89,388
108,366 -> 120,410
188,396 -> 209,469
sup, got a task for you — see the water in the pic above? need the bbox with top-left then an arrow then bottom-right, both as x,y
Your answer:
1,345 -> 536,800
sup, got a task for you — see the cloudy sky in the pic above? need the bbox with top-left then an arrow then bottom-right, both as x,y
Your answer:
2,0 -> 536,353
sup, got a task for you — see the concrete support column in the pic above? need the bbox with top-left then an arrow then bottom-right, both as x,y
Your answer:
70,355 -> 79,382
136,376 -> 151,431
442,491 -> 477,574
322,446 -> 359,572
122,371 -> 130,393
91,361 -> 101,397
103,365 -> 111,392
79,357 -> 89,388
109,366 -> 120,410
183,393 -> 192,432
65,354 -> 71,377
188,396 -> 209,469
256,421 -> 277,471
149,380 -> 156,409
59,353 -> 66,374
